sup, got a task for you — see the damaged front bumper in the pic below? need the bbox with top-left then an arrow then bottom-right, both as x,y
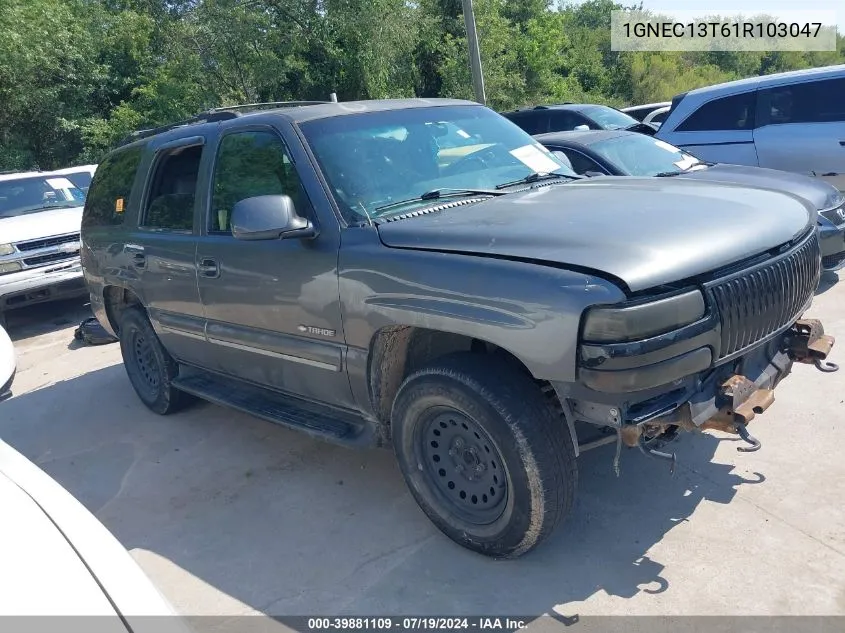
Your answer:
557,318 -> 837,470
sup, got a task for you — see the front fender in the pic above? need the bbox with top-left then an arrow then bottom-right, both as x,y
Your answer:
339,228 -> 626,385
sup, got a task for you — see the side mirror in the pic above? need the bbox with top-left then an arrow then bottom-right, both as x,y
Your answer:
573,125 -> 590,131
583,171 -> 606,178
231,195 -> 317,241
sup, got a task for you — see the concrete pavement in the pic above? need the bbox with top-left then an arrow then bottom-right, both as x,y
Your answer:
1,277 -> 844,620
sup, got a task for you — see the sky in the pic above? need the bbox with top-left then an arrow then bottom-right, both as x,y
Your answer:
571,0 -> 844,36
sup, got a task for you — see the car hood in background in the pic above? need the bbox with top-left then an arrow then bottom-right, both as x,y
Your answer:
0,206 -> 83,243
376,178 -> 814,293
677,164 -> 843,210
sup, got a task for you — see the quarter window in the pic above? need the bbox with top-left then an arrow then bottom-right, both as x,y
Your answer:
142,144 -> 203,231
210,130 -> 310,233
676,92 -> 756,132
761,78 -> 845,125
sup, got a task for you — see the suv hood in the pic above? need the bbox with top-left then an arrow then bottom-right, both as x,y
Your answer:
678,164 -> 842,211
376,178 -> 814,293
0,206 -> 83,244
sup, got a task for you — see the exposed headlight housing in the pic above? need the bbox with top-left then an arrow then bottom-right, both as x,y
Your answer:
0,243 -> 15,256
0,261 -> 22,275
581,290 -> 706,343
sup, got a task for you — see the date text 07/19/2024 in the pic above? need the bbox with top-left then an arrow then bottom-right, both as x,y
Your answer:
306,617 -> 529,631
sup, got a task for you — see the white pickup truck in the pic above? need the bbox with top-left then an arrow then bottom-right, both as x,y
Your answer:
0,169 -> 94,327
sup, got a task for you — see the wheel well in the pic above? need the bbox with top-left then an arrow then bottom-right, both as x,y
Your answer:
367,327 -> 542,433
103,286 -> 143,335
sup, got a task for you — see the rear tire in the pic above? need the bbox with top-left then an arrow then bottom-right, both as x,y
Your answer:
391,353 -> 577,558
118,306 -> 189,415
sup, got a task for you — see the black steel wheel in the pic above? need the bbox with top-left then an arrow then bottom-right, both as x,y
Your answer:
418,407 -> 509,525
391,353 -> 577,558
119,306 -> 190,415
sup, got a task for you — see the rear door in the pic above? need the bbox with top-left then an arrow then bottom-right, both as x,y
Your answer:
131,137 -> 206,364
194,124 -> 353,408
754,76 -> 845,191
660,91 -> 759,166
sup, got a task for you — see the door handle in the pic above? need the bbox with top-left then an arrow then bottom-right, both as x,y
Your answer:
198,257 -> 220,278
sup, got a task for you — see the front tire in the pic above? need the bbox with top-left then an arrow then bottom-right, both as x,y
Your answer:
118,306 -> 189,415
391,353 -> 577,558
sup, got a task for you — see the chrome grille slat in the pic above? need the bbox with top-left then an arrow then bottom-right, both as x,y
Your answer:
709,233 -> 820,360
15,233 -> 80,252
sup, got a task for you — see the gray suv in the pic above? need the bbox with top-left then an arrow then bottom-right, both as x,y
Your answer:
81,99 -> 837,558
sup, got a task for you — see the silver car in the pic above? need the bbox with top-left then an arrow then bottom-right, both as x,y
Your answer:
656,64 -> 845,191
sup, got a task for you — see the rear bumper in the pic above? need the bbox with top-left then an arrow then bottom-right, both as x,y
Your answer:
0,263 -> 86,312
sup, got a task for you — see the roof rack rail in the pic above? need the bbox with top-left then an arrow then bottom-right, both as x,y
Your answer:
118,110 -> 239,146
208,100 -> 331,113
117,101 -> 331,146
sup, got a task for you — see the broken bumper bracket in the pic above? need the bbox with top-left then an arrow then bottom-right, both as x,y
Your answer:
784,318 -> 838,372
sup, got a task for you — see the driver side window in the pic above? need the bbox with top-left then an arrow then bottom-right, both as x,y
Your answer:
211,130 -> 310,233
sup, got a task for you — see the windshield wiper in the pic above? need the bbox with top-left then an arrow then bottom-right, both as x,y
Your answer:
655,160 -> 713,178
374,188 -> 503,213
494,171 -> 577,190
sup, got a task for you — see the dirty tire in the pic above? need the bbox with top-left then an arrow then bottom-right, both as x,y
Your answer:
391,353 -> 577,558
119,306 -> 190,415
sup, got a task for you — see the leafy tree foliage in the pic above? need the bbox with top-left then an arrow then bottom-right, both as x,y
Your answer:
1,0 -> 842,169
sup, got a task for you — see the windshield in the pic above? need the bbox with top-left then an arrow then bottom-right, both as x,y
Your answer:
580,105 -> 640,130
299,105 -> 576,220
590,135 -> 705,176
0,175 -> 86,218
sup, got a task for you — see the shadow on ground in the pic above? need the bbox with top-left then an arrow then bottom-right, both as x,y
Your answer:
0,365 -> 764,616
4,298 -> 92,342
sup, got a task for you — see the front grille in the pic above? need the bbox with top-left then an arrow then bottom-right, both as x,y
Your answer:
15,233 -> 80,252
822,251 -> 845,269
23,251 -> 79,267
708,232 -> 820,360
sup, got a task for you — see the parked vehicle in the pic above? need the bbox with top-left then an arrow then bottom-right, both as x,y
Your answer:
656,64 -> 845,191
82,98 -> 837,558
50,164 -> 98,193
501,103 -> 658,136
643,105 -> 671,128
621,101 -> 671,121
537,129 -> 845,271
0,323 -> 13,401
0,171 -> 88,327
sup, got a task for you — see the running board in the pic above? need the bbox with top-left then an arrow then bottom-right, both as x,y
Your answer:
173,367 -> 376,447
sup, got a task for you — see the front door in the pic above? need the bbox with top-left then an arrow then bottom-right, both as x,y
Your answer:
195,127 -> 353,408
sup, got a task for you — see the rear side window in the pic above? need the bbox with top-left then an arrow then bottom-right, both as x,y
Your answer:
142,144 -> 203,231
548,110 -> 588,132
676,92 -> 756,132
82,146 -> 144,227
760,78 -> 845,125
504,112 -> 548,135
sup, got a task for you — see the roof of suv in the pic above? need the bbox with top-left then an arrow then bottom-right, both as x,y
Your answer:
0,171 -> 44,182
681,63 -> 845,98
117,98 -> 480,147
